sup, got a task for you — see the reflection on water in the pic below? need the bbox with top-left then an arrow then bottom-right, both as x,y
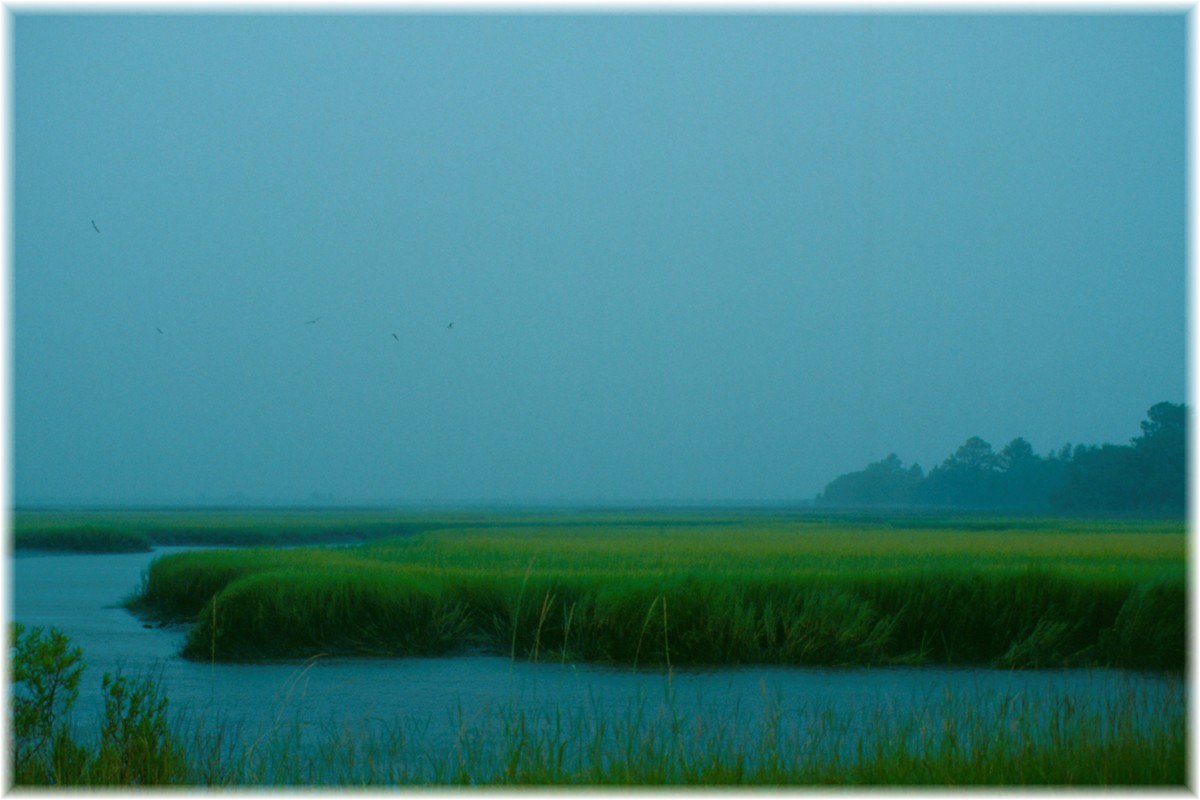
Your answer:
10,547 -> 1184,769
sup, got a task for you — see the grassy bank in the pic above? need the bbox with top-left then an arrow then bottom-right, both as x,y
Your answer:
13,526 -> 152,553
12,508 -> 459,550
12,507 -> 744,550
68,679 -> 1191,786
126,513 -> 1186,670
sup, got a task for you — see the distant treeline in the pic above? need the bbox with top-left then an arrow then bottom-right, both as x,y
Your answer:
815,402 -> 1187,514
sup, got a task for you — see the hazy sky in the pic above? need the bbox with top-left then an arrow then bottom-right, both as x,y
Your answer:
12,12 -> 1187,506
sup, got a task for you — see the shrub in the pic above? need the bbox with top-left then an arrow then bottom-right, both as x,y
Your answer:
10,625 -> 186,786
10,623 -> 84,782
91,672 -> 186,785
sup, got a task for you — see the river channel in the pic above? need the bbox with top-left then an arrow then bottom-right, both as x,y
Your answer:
10,547 -> 1185,778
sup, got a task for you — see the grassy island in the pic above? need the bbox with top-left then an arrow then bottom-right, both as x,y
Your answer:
121,511 -> 1185,671
13,526 -> 153,553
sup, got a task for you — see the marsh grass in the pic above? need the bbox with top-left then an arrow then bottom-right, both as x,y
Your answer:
16,511 -> 1187,787
14,620 -> 1184,788
128,515 -> 1186,670
12,508 -> 459,550
14,526 -> 151,553
24,674 -> 1184,787
179,568 -> 474,660
12,507 -> 752,552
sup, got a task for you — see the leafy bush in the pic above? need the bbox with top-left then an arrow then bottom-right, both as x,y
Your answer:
9,624 -> 186,786
10,623 -> 84,782
92,672 -> 186,784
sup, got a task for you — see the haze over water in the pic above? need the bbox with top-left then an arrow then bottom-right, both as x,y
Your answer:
12,12 -> 1186,506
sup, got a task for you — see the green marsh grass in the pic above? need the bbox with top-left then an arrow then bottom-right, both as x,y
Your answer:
13,507 -> 751,550
20,673 -> 1187,786
127,513 -> 1187,670
13,508 -> 458,549
14,526 -> 151,553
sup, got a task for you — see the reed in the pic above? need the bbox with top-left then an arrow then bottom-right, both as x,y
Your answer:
20,673 -> 1187,787
180,568 -> 473,660
128,514 -> 1187,671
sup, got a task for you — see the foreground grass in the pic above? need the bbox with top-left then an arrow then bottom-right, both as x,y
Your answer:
13,621 -> 1187,787
211,681 -> 1188,785
124,512 -> 1186,670
19,672 -> 1188,787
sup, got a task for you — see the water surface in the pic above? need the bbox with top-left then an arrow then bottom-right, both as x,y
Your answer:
11,547 -> 1182,763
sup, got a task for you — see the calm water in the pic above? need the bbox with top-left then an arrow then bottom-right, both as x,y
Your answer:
10,547 -> 1184,769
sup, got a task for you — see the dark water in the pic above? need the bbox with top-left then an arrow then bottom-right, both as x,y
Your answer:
10,547 -> 1185,771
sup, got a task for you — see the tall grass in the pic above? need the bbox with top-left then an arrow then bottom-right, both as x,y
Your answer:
182,568 -> 473,660
127,516 -> 1187,670
19,674 -> 1188,787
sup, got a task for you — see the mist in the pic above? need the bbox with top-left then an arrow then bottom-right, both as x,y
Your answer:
12,12 -> 1186,506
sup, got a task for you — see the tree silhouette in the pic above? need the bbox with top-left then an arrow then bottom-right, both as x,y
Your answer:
1054,402 -> 1186,513
814,402 -> 1186,515
815,454 -> 923,507
916,437 -> 1003,507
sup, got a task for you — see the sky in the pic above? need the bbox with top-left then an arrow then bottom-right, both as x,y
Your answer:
10,10 -> 1188,506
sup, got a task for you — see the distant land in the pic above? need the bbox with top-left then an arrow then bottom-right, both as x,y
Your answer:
14,402 -> 1185,515
815,402 -> 1186,515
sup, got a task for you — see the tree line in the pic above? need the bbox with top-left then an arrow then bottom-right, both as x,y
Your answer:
814,402 -> 1186,514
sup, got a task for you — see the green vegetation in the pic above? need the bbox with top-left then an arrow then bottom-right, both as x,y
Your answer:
126,513 -> 1186,670
9,625 -> 1186,787
12,507 -> 733,551
13,526 -> 151,553
11,624 -> 84,777
12,509 -> 445,550
817,401 -> 1187,514
430,681 -> 1187,786
10,624 -> 186,785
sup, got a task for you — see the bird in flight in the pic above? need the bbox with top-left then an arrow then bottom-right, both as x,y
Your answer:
447,322 -> 455,329
91,220 -> 100,233
392,333 -> 399,341
305,317 -> 321,324
156,327 -> 163,334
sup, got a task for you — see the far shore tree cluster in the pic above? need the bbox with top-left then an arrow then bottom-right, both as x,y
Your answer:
814,402 -> 1187,514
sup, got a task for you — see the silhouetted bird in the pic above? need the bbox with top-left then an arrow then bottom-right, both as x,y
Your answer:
305,317 -> 321,324
91,220 -> 100,233
156,327 -> 163,334
392,333 -> 399,341
447,322 -> 454,329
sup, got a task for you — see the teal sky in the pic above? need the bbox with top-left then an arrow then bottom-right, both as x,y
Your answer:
12,12 -> 1187,506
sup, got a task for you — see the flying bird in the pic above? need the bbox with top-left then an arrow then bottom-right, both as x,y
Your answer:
392,333 -> 399,341
447,322 -> 454,329
305,317 -> 321,324
156,327 -> 163,334
91,220 -> 100,233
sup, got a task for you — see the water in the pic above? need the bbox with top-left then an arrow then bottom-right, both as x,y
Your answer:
11,547 -> 1185,778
